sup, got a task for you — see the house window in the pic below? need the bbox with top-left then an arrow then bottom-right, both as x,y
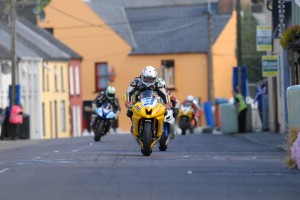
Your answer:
69,65 -> 74,95
42,103 -> 45,137
75,65 -> 80,95
46,69 -> 50,91
42,66 -> 45,92
61,100 -> 66,132
95,62 -> 109,91
54,66 -> 58,92
161,60 -> 175,89
61,66 -> 64,92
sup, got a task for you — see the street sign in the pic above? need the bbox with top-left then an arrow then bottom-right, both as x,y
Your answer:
262,55 -> 278,77
256,25 -> 272,51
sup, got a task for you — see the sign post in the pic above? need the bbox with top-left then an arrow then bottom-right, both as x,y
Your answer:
262,55 -> 278,77
256,25 -> 272,51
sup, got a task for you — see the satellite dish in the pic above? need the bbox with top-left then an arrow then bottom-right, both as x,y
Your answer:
1,63 -> 11,74
32,6 -> 46,22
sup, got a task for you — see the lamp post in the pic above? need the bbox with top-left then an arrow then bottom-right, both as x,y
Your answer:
10,0 -> 17,106
236,0 -> 243,92
207,0 -> 214,104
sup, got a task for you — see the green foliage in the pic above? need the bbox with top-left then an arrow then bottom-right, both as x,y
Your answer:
280,26 -> 300,49
241,8 -> 264,83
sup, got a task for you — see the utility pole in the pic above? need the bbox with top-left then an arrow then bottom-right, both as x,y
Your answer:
10,0 -> 17,106
207,0 -> 214,104
236,0 -> 243,92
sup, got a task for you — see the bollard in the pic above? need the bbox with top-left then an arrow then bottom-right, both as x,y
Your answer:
286,85 -> 300,168
220,103 -> 238,134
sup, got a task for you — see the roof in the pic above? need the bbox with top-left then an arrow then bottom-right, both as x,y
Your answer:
126,4 -> 230,54
16,19 -> 70,60
20,18 -> 82,60
85,0 -> 218,48
0,18 -> 76,61
85,0 -> 230,54
0,23 -> 41,58
0,44 -> 10,59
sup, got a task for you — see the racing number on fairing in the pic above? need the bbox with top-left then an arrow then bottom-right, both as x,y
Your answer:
144,97 -> 154,106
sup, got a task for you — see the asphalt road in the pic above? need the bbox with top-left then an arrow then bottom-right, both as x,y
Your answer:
0,132 -> 299,200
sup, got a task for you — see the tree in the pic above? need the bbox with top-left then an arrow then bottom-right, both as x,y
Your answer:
241,7 -> 264,83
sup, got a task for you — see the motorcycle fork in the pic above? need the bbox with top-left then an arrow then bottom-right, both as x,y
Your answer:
139,119 -> 157,139
164,123 -> 169,137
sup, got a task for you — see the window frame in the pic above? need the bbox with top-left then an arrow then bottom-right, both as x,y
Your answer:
161,60 -> 175,90
95,62 -> 110,92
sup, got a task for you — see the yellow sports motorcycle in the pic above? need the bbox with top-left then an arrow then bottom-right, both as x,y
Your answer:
131,90 -> 166,156
177,102 -> 194,135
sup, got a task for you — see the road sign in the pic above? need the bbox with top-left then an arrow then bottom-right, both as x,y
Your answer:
256,26 -> 272,51
262,55 -> 278,77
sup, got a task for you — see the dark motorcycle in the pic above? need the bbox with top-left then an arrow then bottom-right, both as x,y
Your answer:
92,102 -> 116,142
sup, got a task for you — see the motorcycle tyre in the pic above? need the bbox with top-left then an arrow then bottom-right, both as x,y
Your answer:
181,129 -> 186,135
94,120 -> 104,142
159,132 -> 167,151
142,122 -> 152,156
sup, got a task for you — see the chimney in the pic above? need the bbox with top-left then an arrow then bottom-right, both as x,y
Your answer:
218,0 -> 234,15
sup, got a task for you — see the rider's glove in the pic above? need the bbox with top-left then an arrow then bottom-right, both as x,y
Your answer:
92,103 -> 97,110
125,101 -> 133,109
164,102 -> 172,110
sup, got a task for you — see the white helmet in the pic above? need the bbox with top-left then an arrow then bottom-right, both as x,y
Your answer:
141,66 -> 157,87
106,86 -> 116,99
187,95 -> 194,102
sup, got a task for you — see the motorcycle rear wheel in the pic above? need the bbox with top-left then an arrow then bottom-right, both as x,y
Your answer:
159,132 -> 168,151
142,122 -> 152,156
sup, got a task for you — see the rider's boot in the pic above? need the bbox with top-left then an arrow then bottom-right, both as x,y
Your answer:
90,114 -> 97,129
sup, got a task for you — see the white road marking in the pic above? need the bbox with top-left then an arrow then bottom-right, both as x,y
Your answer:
184,156 -> 190,158
89,143 -> 94,146
187,170 -> 193,175
33,157 -> 41,160
0,168 -> 10,173
72,150 -> 78,152
17,163 -> 24,165
53,151 -> 60,153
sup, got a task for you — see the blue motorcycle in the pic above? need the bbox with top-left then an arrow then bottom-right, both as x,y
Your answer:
92,102 -> 116,142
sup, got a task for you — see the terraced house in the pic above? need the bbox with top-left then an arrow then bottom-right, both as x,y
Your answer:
39,0 -> 237,131
0,17 -> 83,139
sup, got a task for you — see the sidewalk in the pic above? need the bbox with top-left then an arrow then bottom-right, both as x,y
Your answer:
234,131 -> 287,151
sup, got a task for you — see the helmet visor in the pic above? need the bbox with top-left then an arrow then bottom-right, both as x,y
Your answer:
107,92 -> 115,98
143,76 -> 156,83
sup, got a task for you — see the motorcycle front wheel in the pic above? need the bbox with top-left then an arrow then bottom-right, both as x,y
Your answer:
94,120 -> 104,142
142,122 -> 152,156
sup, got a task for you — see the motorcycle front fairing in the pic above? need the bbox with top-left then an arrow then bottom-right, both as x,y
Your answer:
132,90 -> 165,144
95,103 -> 115,119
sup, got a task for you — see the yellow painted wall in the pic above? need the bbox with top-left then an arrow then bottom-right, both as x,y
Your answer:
39,0 -> 236,132
42,61 -> 71,138
213,11 -> 237,99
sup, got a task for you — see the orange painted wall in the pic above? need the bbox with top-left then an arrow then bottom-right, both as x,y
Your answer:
213,11 -> 237,99
39,0 -> 236,132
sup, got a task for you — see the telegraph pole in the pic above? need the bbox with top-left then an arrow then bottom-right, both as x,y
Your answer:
11,0 -> 17,106
236,0 -> 243,92
207,0 -> 214,104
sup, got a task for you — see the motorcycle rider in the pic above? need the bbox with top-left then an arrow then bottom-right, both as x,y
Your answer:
181,95 -> 201,128
157,78 -> 180,118
90,86 -> 121,129
124,66 -> 172,131
157,78 -> 179,139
